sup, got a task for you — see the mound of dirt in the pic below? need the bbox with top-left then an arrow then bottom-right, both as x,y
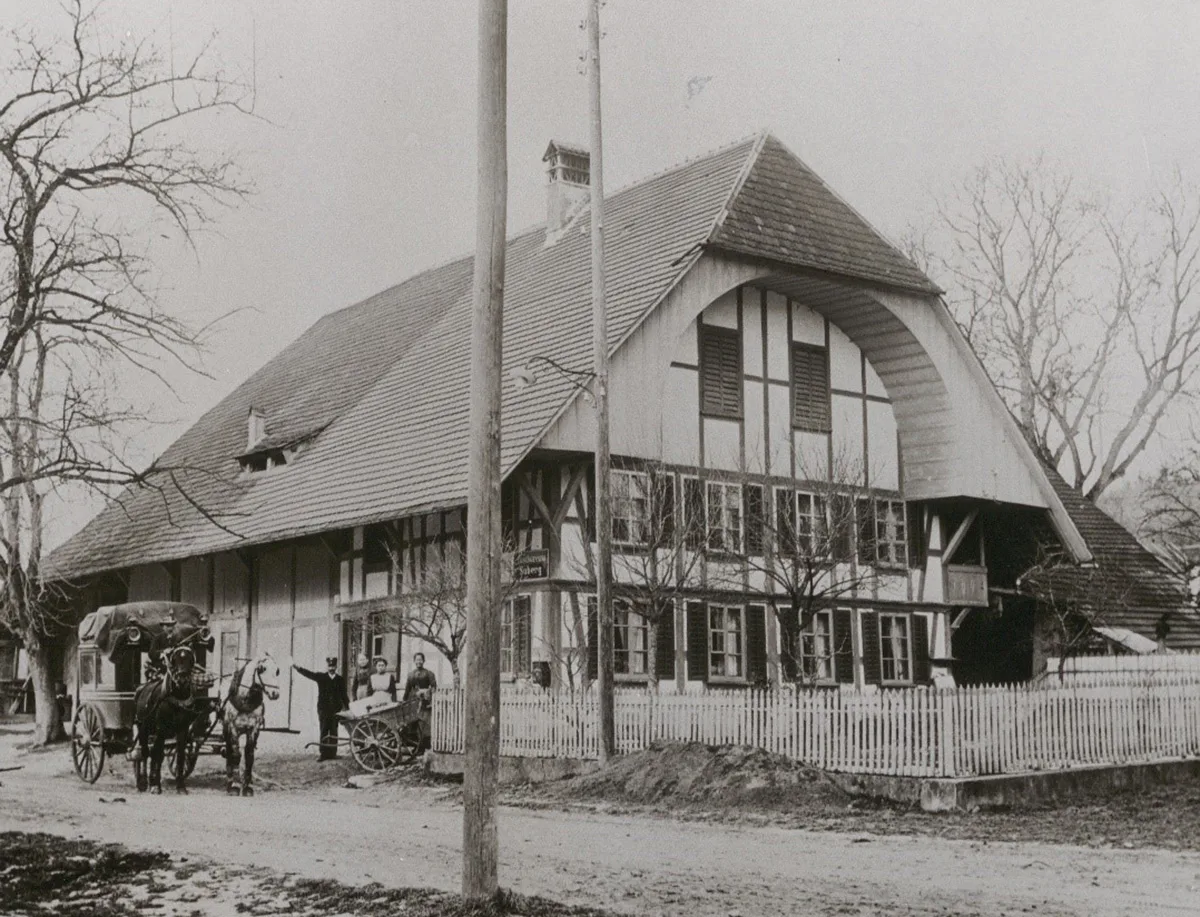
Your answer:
545,742 -> 850,811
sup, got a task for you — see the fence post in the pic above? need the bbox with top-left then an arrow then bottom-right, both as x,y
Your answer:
937,689 -> 955,777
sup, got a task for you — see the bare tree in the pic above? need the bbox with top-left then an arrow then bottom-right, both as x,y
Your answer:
608,465 -> 705,691
365,536 -> 518,688
1018,543 -> 1136,679
739,454 -> 877,684
0,2 -> 251,744
917,158 -> 1200,499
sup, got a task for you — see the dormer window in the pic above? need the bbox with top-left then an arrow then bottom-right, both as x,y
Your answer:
236,415 -> 324,474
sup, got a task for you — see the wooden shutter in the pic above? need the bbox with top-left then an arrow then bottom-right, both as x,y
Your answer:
683,477 -> 705,550
776,488 -> 797,556
907,502 -> 925,569
685,601 -> 708,682
831,495 -> 854,562
779,606 -> 799,681
587,596 -> 598,682
746,605 -> 768,684
912,614 -> 931,684
744,483 -> 765,555
833,608 -> 855,684
654,470 -> 675,544
856,498 -> 876,565
700,326 -> 742,419
515,596 -> 532,676
861,611 -> 882,685
790,343 -> 831,432
654,604 -> 676,680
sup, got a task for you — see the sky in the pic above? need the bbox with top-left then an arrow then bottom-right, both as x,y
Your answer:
4,0 -> 1200,546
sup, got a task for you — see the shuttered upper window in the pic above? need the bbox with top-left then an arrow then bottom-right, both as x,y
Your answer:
699,326 -> 742,419
790,343 -> 831,432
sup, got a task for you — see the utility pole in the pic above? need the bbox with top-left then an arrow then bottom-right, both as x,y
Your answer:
462,0 -> 507,900
588,0 -> 615,764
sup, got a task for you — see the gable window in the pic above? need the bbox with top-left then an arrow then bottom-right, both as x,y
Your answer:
613,600 -> 650,677
708,604 -> 744,679
699,325 -> 742,420
790,343 -> 831,432
879,613 -> 912,683
875,499 -> 907,567
612,470 -> 651,547
706,481 -> 743,553
800,610 -> 835,682
501,595 -> 532,678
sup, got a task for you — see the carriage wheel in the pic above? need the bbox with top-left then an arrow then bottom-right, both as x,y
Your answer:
71,704 -> 106,784
349,717 -> 402,772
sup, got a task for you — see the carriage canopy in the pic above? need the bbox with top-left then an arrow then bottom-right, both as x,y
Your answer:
78,602 -> 209,662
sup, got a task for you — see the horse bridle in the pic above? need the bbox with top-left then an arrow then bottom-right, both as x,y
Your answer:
252,659 -> 279,696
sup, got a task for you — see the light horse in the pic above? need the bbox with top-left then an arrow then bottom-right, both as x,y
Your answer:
222,652 -> 280,796
132,645 -> 203,795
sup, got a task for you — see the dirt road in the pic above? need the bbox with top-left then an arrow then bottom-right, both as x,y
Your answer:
3,738 -> 1199,916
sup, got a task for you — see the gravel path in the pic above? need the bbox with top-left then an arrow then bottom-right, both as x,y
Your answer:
3,736 -> 1199,916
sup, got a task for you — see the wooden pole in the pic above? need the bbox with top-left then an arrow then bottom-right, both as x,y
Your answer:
462,0 -> 507,900
587,0 -> 615,764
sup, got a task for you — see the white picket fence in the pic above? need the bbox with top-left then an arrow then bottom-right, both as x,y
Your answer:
430,677 -> 1200,778
1043,650 -> 1200,684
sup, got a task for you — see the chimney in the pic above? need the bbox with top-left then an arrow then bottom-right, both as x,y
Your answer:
543,140 -> 590,235
247,406 -> 266,450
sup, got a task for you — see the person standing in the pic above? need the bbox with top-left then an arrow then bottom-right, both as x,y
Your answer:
403,652 -> 438,753
352,652 -> 371,701
292,656 -> 349,761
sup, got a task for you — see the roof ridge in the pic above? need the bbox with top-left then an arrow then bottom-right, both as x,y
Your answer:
704,129 -> 770,244
760,134 -> 939,295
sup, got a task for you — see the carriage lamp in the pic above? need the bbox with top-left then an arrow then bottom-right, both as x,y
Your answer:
511,355 -> 596,405
125,625 -> 142,644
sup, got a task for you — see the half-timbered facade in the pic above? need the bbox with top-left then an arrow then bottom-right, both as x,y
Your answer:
48,133 -> 1195,734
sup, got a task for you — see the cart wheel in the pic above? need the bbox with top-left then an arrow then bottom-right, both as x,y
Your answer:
71,704 -> 106,784
349,717 -> 402,772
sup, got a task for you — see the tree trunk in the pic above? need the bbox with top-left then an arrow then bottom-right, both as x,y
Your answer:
450,658 -> 462,688
646,619 -> 658,695
27,635 -> 63,745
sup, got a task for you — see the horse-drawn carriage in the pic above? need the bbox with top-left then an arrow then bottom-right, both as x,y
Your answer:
70,601 -> 280,795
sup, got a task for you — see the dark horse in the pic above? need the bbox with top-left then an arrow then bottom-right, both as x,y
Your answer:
132,645 -> 203,794
222,652 -> 280,796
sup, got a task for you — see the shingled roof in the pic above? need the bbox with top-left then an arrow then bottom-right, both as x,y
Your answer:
48,132 -> 938,580
1039,467 -> 1200,648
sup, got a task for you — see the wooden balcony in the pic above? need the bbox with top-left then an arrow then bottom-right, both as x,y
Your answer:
943,564 -> 989,607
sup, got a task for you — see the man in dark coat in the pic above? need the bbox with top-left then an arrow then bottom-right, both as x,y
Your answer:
293,656 -> 349,760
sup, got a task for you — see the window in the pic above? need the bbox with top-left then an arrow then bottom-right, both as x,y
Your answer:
699,325 -> 742,419
708,604 -> 744,679
874,500 -> 907,567
790,343 -> 831,432
219,632 -> 240,681
612,470 -> 651,547
879,613 -> 912,683
706,481 -> 743,553
501,595 -> 532,678
613,601 -> 649,677
795,492 -> 828,556
800,610 -> 835,682
79,652 -> 95,687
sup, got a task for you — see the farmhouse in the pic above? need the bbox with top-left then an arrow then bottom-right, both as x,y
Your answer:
46,133 -> 1196,739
